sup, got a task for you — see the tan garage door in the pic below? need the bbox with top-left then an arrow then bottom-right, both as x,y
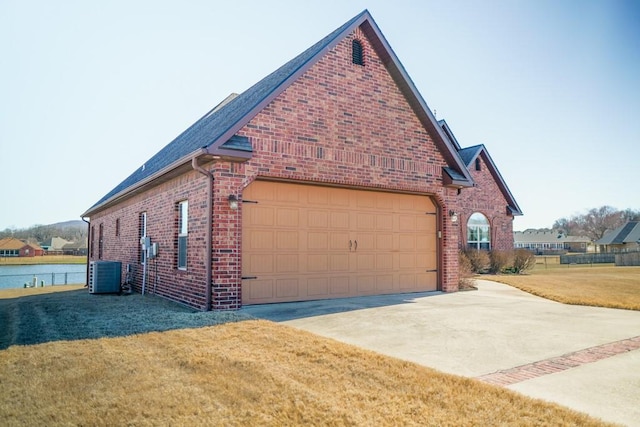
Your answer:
241,181 -> 438,305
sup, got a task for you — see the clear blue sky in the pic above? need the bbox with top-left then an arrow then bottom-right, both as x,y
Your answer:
1,0 -> 639,231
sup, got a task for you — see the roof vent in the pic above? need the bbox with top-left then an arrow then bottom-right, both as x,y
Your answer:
352,39 -> 364,66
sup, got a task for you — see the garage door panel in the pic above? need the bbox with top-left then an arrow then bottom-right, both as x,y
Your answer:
308,187 -> 329,205
250,206 -> 275,226
245,254 -> 274,274
399,274 -> 416,289
376,214 -> 393,230
330,211 -> 350,229
276,231 -> 298,250
330,189 -> 350,207
376,233 -> 393,250
275,184 -> 300,203
276,208 -> 299,227
357,253 -> 375,270
247,279 -> 275,300
417,215 -> 436,231
247,230 -> 274,250
275,254 -> 299,273
376,275 -> 394,291
399,253 -> 416,269
357,275 -> 375,293
276,278 -> 299,298
376,253 -> 393,270
356,212 -> 375,229
330,277 -> 350,295
419,272 -> 438,290
307,277 -> 328,296
355,233 -> 374,250
330,254 -> 349,271
308,254 -> 329,272
357,192 -> 376,208
330,232 -> 349,250
242,181 -> 439,305
308,232 -> 329,250
308,210 -> 329,229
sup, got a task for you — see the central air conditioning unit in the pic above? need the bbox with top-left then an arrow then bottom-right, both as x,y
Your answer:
88,261 -> 122,294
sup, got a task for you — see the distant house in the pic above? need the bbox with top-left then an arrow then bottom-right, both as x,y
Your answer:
0,237 -> 44,257
514,231 -> 592,254
62,241 -> 88,256
41,237 -> 72,253
596,221 -> 640,253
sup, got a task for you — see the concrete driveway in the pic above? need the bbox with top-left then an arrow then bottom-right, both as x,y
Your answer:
243,280 -> 640,426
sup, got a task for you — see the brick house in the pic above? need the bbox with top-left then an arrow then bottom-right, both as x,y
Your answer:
0,237 -> 44,257
438,120 -> 522,252
81,10 -> 521,310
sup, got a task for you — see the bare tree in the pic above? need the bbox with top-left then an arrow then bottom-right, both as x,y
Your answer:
553,206 -> 635,241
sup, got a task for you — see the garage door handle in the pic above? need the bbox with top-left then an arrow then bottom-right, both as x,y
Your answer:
354,240 -> 358,251
349,240 -> 352,251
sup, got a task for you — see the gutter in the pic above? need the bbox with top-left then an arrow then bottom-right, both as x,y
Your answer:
81,217 -> 90,288
191,150 -> 215,311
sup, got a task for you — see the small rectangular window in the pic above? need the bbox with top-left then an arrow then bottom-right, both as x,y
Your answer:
139,212 -> 147,264
115,218 -> 120,237
90,225 -> 95,258
98,223 -> 104,260
475,158 -> 481,171
178,201 -> 188,270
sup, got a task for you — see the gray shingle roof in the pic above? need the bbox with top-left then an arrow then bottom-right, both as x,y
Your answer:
458,145 -> 483,168
596,221 -> 640,245
83,10 -> 475,217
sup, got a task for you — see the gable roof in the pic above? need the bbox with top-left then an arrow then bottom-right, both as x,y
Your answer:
438,120 -> 522,216
596,221 -> 640,245
82,10 -> 473,217
0,237 -> 41,251
513,231 -> 591,244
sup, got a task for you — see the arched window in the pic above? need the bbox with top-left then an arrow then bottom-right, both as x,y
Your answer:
467,212 -> 490,250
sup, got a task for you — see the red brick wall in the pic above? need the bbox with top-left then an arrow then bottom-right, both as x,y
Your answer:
89,26 -> 514,309
88,169 -> 212,310
229,27 -> 460,295
454,153 -> 515,251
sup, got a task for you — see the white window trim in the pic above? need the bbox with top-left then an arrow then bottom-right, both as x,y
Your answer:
178,201 -> 188,270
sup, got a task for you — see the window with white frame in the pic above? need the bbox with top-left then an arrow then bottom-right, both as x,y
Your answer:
178,200 -> 188,270
467,212 -> 491,251
139,212 -> 147,264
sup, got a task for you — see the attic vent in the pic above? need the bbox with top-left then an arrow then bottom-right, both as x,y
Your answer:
475,158 -> 481,171
352,39 -> 364,66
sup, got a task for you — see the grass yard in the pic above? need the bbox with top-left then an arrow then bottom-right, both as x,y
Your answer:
486,264 -> 640,311
0,255 -> 86,265
0,287 -> 612,426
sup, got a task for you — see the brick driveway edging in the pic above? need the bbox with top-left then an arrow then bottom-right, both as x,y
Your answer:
477,336 -> 640,386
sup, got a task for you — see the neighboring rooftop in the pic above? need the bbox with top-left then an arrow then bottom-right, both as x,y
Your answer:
596,221 -> 640,245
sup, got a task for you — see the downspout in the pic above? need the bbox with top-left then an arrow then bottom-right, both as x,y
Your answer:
82,217 -> 90,288
192,152 -> 214,311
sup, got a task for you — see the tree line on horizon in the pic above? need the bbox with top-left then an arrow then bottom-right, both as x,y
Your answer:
551,206 -> 640,241
0,221 -> 87,245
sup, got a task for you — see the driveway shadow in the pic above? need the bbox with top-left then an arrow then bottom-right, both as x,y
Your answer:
0,288 -> 251,349
241,290 -> 443,322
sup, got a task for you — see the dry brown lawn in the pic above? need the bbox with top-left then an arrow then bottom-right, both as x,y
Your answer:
0,283 -> 616,426
0,255 -> 85,265
486,264 -> 640,311
0,319 -> 612,426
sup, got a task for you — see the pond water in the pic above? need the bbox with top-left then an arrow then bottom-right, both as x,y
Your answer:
0,264 -> 87,289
